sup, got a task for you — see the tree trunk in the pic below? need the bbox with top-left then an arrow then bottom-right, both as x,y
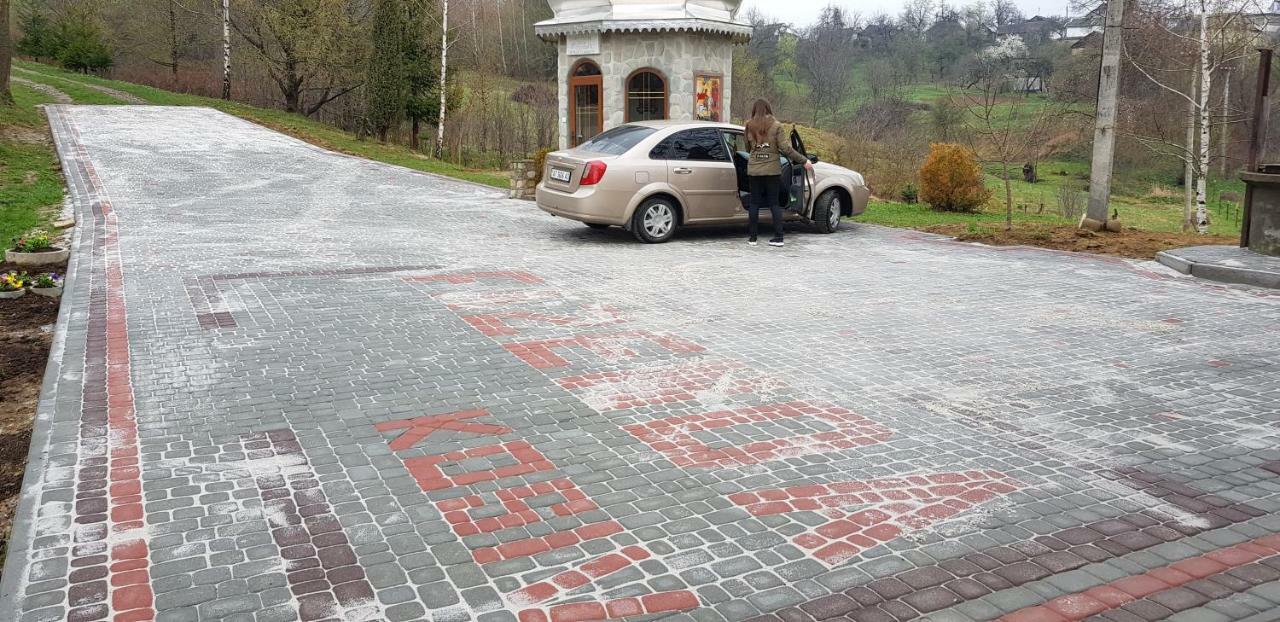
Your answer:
168,0 -> 180,86
1002,161 -> 1014,232
435,0 -> 449,159
221,0 -> 232,100
1185,81 -> 1196,233
1195,6 -> 1211,235
411,116 -> 420,151
1220,67 -> 1230,178
0,0 -> 13,106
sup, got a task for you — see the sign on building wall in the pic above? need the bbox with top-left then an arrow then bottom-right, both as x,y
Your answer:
694,73 -> 724,122
566,33 -> 601,56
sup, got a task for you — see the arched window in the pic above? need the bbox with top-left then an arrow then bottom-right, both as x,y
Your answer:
626,69 -> 667,123
569,60 -> 603,146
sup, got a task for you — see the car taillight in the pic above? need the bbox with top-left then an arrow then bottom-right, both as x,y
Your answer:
580,161 -> 607,186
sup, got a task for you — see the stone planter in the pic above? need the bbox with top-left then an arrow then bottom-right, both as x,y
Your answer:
0,289 -> 26,300
30,286 -> 63,299
5,247 -> 70,266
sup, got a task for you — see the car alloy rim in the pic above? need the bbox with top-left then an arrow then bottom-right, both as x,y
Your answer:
830,196 -> 842,228
645,203 -> 674,238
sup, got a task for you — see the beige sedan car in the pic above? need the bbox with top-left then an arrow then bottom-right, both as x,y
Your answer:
536,120 -> 870,243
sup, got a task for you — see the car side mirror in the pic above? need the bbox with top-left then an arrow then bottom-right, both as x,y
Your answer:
808,155 -> 820,164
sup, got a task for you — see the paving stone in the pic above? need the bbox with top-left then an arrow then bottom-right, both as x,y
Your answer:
5,105 -> 1278,622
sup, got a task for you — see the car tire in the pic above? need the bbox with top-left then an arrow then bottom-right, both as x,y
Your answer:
584,223 -> 611,230
631,197 -> 679,244
813,189 -> 843,234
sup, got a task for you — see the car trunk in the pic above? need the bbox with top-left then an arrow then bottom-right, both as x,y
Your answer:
543,152 -> 611,193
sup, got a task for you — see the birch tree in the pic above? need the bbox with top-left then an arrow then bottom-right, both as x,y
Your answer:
221,0 -> 231,99
434,0 -> 448,158
1123,0 -> 1261,233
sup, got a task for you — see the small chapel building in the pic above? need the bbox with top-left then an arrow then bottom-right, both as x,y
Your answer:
536,1 -> 753,149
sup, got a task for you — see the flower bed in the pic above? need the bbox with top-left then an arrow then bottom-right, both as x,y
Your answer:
5,232 -> 69,267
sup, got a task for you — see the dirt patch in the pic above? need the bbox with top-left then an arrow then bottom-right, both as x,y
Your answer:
922,223 -> 1239,260
0,126 -> 50,145
0,267 -> 62,557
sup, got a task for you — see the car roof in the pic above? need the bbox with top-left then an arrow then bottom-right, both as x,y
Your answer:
627,119 -> 743,131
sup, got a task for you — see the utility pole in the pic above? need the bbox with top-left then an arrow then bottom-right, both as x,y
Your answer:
435,0 -> 449,159
221,0 -> 232,100
1084,0 -> 1127,226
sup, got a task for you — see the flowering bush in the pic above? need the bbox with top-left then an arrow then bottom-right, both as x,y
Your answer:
31,273 -> 62,289
0,272 -> 27,292
13,232 -> 54,253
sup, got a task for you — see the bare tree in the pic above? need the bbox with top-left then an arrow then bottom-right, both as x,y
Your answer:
222,0 -> 232,99
230,0 -> 366,116
899,0 -> 934,35
958,35 -> 1066,230
795,6 -> 858,125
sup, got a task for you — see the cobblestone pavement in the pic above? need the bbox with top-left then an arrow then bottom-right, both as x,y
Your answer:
3,105 -> 1279,622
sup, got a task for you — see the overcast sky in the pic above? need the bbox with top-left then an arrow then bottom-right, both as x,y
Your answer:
739,0 -> 1072,25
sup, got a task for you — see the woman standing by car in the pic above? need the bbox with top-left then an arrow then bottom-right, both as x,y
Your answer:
744,99 -> 812,247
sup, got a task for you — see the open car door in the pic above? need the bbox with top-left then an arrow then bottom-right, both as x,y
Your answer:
784,127 -> 815,215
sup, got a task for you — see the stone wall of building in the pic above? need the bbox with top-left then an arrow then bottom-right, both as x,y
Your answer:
554,31 -> 736,149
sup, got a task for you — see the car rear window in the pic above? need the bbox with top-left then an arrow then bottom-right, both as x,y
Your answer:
578,125 -> 658,155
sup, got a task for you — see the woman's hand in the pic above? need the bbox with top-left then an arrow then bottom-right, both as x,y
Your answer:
803,160 -> 814,171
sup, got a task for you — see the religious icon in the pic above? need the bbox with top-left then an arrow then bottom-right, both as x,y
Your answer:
695,73 -> 723,122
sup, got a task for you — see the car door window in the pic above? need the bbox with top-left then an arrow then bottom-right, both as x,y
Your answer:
662,129 -> 730,162
723,131 -> 748,156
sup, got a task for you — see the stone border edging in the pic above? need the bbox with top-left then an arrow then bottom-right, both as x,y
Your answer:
0,105 -> 87,620
1157,249 -> 1280,290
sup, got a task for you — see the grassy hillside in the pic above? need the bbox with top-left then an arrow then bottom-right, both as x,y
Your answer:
0,85 -> 66,248
14,61 -> 509,189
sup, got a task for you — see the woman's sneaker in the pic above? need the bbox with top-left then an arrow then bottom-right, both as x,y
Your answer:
769,238 -> 784,247
748,237 -> 758,246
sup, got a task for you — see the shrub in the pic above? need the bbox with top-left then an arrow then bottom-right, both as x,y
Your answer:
31,273 -> 62,289
900,184 -> 918,204
532,148 -> 553,186
918,143 -> 991,213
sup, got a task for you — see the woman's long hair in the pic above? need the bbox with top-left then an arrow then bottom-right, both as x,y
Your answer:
745,99 -> 774,145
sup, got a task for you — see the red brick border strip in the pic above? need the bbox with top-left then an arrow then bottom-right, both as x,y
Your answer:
242,430 -> 381,621
1000,535 -> 1280,621
53,107 -> 156,622
745,469 -> 1269,622
516,590 -> 700,622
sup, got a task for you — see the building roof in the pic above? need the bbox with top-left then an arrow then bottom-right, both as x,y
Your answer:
535,0 -> 753,41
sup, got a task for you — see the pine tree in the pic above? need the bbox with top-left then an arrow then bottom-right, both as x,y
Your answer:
404,0 -> 440,151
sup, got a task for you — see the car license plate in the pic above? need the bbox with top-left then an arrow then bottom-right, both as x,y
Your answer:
550,167 -> 572,183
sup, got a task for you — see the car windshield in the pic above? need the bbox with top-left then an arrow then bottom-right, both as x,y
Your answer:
578,125 -> 658,155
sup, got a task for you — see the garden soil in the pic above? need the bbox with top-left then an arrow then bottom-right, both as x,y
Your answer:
0,263 -> 62,558
923,224 -> 1239,260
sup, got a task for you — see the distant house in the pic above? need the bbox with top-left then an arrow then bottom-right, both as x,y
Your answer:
1246,0 -> 1280,34
996,15 -> 1065,42
1064,4 -> 1105,40
1070,30 -> 1103,55
926,18 -> 966,43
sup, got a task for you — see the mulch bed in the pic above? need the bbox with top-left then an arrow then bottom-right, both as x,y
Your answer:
922,223 -> 1239,260
0,261 -> 63,557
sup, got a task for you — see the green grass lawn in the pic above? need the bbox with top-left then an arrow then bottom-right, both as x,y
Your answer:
0,86 -> 66,249
14,61 -> 509,189
859,157 -> 1245,237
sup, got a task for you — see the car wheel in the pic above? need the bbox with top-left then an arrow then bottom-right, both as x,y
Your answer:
584,223 -> 611,230
631,197 -> 679,244
813,189 -> 843,234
